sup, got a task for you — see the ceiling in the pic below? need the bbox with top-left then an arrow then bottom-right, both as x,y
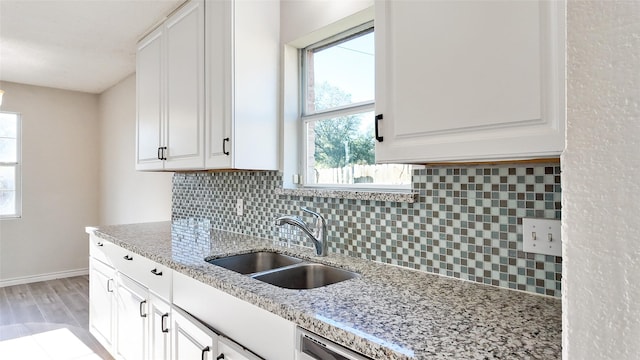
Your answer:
0,0 -> 184,94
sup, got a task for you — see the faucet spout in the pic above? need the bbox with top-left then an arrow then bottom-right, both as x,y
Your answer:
275,208 -> 327,256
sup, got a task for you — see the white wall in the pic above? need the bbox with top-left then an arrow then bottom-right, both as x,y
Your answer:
98,74 -> 172,225
280,0 -> 373,44
0,81 -> 99,284
563,1 -> 640,359
0,75 -> 172,285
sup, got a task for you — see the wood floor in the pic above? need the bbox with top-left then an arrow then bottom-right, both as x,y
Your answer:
0,276 -> 113,359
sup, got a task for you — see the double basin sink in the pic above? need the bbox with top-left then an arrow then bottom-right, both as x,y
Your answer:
206,252 -> 358,289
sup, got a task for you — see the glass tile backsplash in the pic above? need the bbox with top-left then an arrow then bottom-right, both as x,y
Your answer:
172,164 -> 562,297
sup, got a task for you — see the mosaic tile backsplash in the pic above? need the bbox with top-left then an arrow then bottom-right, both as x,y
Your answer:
172,164 -> 562,297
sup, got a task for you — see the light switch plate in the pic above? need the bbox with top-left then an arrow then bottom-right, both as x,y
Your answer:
522,218 -> 562,256
236,198 -> 244,216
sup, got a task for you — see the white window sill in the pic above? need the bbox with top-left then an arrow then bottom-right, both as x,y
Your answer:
0,215 -> 21,220
275,187 -> 417,203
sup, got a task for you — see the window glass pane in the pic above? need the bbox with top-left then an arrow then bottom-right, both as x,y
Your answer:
0,166 -> 16,190
0,166 -> 16,216
301,25 -> 410,189
306,111 -> 411,186
0,190 -> 16,216
0,112 -> 19,217
307,30 -> 374,113
0,112 -> 17,138
0,139 -> 17,163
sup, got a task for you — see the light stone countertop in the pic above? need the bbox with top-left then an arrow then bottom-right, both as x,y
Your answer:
93,220 -> 561,360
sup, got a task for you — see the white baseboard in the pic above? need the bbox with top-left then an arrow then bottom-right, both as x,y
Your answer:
0,268 -> 89,288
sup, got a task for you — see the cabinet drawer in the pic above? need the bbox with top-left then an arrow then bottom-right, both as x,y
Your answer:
89,234 -> 118,267
112,246 -> 172,299
141,260 -> 172,300
173,271 -> 295,360
89,234 -> 109,263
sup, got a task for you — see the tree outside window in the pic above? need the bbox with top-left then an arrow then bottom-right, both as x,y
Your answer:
302,24 -> 410,187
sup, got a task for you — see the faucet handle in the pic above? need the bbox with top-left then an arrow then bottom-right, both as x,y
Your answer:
301,207 -> 325,227
300,207 -> 317,227
301,207 -> 316,215
301,207 -> 318,219
300,207 -> 328,257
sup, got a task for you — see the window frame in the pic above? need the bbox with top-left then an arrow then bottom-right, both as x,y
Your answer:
300,22 -> 375,118
0,111 -> 22,219
298,22 -> 411,191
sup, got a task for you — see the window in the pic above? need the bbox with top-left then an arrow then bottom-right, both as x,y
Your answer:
301,23 -> 410,189
0,112 -> 21,218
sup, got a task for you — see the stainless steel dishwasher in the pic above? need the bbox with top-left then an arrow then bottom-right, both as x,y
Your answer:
296,328 -> 372,360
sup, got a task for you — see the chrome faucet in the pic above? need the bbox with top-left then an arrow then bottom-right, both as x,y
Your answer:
275,207 -> 328,257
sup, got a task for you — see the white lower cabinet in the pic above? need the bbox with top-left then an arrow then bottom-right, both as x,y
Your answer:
115,274 -> 148,360
171,307 -> 263,360
149,293 -> 172,360
217,336 -> 263,360
172,307 -> 217,360
89,235 -> 289,360
89,234 -> 173,360
108,272 -> 173,360
173,271 -> 296,360
89,258 -> 116,351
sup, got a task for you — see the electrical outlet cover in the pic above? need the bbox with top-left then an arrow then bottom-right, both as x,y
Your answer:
522,218 -> 562,257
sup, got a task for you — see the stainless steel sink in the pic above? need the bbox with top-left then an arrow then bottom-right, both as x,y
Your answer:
253,263 -> 358,290
207,252 -> 358,289
207,252 -> 302,274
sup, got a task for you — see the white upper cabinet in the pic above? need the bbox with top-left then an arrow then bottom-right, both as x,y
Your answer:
136,0 -> 205,171
164,1 -> 205,170
205,0 -> 279,170
137,0 -> 278,171
374,0 -> 565,163
136,28 -> 164,170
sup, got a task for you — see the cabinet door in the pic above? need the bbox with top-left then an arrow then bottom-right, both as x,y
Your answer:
116,274 -> 148,360
149,294 -> 171,360
89,258 -> 115,352
164,0 -> 205,170
173,271 -> 296,360
204,0 -> 279,170
217,337 -> 263,360
204,0 -> 232,169
136,26 -> 164,171
172,307 -> 217,360
231,0 -> 279,170
375,0 -> 565,163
